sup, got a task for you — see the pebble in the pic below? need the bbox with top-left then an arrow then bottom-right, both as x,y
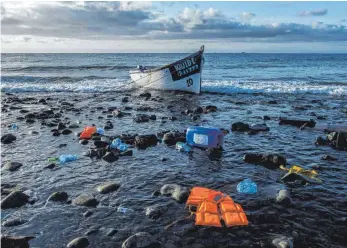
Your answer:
106,228 -> 118,236
72,195 -> 99,207
2,218 -> 26,227
122,232 -> 157,248
1,133 -> 17,144
44,163 -> 56,169
85,228 -> 99,236
96,182 -> 120,194
1,191 -> 29,209
145,204 -> 166,219
67,237 -> 90,248
272,236 -> 293,248
231,122 -> 250,132
263,115 -> 271,120
79,140 -> 89,145
48,192 -> 69,202
57,122 -> 66,130
321,155 -> 337,161
3,162 -> 23,171
1,236 -> 34,248
83,210 -> 93,217
28,131 -> 39,135
61,129 -> 72,135
276,189 -> 292,205
102,152 -> 119,163
160,184 -> 189,203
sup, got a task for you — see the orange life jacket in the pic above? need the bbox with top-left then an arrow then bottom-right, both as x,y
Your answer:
186,187 -> 248,227
79,126 -> 97,139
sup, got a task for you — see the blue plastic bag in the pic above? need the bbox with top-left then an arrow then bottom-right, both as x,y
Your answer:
110,138 -> 128,151
59,155 -> 78,164
176,142 -> 192,153
97,128 -> 105,135
237,179 -> 257,194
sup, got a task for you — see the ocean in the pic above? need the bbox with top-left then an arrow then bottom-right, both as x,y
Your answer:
1,53 -> 347,94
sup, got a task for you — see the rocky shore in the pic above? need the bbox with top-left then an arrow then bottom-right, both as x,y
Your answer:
1,90 -> 347,248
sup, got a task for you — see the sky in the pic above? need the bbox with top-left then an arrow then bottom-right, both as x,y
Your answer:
1,1 -> 347,53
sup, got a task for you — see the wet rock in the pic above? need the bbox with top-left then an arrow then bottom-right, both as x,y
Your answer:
57,122 -> 66,130
184,109 -> 193,115
26,118 -> 35,124
134,134 -> 158,148
279,118 -> 315,128
68,123 -> 80,129
85,228 -> 99,236
133,114 -> 150,123
276,189 -> 292,205
72,194 -> 99,207
231,122 -> 250,132
160,184 -> 189,203
191,115 -> 200,121
94,140 -> 109,148
169,116 -> 177,121
139,92 -> 151,99
206,147 -> 223,159
243,153 -> 286,169
102,152 -> 119,163
2,218 -> 26,227
48,192 -> 69,202
106,228 -> 118,236
162,131 -> 186,145
1,191 -> 29,209
268,100 -> 278,104
315,136 -> 328,146
122,97 -> 129,103
122,232 -> 158,248
205,105 -> 217,113
161,158 -> 167,162
97,182 -> 120,194
104,121 -> 114,130
1,133 -> 17,144
44,163 -> 56,169
113,110 -> 124,117
38,98 -> 47,104
272,236 -> 293,248
149,115 -> 157,120
79,140 -> 89,145
28,130 -> 39,135
61,129 -> 72,135
52,131 -> 61,137
3,162 -> 23,171
145,204 -> 166,219
194,106 -> 203,114
83,210 -> 93,217
263,115 -> 271,120
136,106 -> 154,111
321,155 -> 337,161
152,190 -> 160,197
120,150 -> 133,156
67,237 -> 90,248
1,236 -> 34,248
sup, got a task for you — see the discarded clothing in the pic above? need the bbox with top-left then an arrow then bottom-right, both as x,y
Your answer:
186,187 -> 248,227
280,165 -> 322,184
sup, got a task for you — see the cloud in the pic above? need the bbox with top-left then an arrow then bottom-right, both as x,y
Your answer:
1,3 -> 345,44
240,12 -> 256,22
299,9 -> 328,17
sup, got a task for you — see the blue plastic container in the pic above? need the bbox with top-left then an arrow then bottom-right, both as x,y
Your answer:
186,126 -> 224,149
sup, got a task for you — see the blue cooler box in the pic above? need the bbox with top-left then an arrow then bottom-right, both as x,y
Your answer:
186,126 -> 224,149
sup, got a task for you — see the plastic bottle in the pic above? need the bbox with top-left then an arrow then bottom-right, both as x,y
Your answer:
97,128 -> 105,135
237,178 -> 257,194
176,142 -> 192,153
11,123 -> 18,130
59,155 -> 78,164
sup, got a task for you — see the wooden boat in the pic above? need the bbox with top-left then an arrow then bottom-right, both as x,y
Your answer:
130,46 -> 204,94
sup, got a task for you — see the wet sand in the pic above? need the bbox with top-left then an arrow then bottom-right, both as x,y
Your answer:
1,90 -> 347,248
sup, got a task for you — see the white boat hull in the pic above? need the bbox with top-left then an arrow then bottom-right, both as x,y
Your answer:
130,46 -> 204,94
